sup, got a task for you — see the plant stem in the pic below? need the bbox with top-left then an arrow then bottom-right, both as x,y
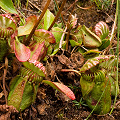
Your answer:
53,0 -> 65,26
61,69 -> 81,76
59,25 -> 67,48
26,0 -> 29,9
65,1 -> 76,50
3,57 -> 8,104
65,25 -> 70,50
109,13 -> 117,42
18,0 -> 20,8
25,0 -> 51,45
47,0 -> 67,31
110,0 -> 119,114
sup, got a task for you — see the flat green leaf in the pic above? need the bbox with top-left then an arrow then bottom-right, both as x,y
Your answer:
0,0 -> 18,14
44,9 -> 55,30
8,76 -> 28,111
9,75 -> 21,91
47,45 -> 53,55
22,61 -> 45,77
30,42 -> 47,61
8,75 -> 21,100
82,25 -> 102,48
20,82 -> 39,111
80,76 -> 95,97
70,40 -> 82,47
8,75 -> 39,111
0,15 -> 16,30
99,55 -> 115,69
42,80 -> 75,100
50,43 -> 59,56
14,37 -> 31,62
37,18 -> 44,29
83,50 -> 100,59
71,25 -> 83,45
85,78 -> 111,114
0,38 -> 8,62
0,14 -> 17,38
51,41 -> 66,56
80,55 -> 113,73
34,29 -> 56,47
18,15 -> 37,36
108,75 -> 119,96
52,27 -> 64,43
98,39 -> 110,51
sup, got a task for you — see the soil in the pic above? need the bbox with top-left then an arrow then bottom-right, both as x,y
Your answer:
0,0 -> 120,120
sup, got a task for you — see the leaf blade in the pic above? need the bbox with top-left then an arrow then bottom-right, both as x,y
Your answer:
0,0 -> 18,14
42,80 -> 75,100
14,37 -> 31,62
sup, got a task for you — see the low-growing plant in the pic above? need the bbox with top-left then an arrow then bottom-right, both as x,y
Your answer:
0,0 -> 75,112
70,20 -> 110,59
62,55 -> 119,114
91,0 -> 112,10
61,15 -> 119,115
73,97 -> 87,109
0,0 -> 119,118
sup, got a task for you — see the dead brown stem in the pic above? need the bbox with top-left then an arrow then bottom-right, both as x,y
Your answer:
64,0 -> 78,14
25,0 -> 51,45
48,0 -> 67,31
65,0 -> 76,50
61,69 -> 81,76
65,26 -> 70,50
3,57 -> 8,104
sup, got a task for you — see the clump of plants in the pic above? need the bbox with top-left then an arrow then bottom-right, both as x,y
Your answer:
91,0 -> 113,10
61,10 -> 119,115
0,0 -> 75,113
0,0 -> 119,119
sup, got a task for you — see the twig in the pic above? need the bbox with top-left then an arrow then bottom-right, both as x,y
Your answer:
105,12 -> 114,22
0,64 -> 4,70
109,13 -> 117,42
17,9 -> 26,20
48,0 -> 67,31
64,0 -> 78,14
55,104 -> 67,115
77,4 -> 93,10
55,75 -> 62,84
111,0 -> 115,8
28,0 -> 42,12
65,1 -> 77,50
19,109 -> 23,120
71,46 -> 77,54
61,69 -> 81,76
3,57 -> 8,104
59,26 -> 67,49
25,0 -> 51,45
115,101 -> 120,106
53,0 -> 65,25
65,24 -> 70,50
104,4 -> 118,55
18,8 -> 41,14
